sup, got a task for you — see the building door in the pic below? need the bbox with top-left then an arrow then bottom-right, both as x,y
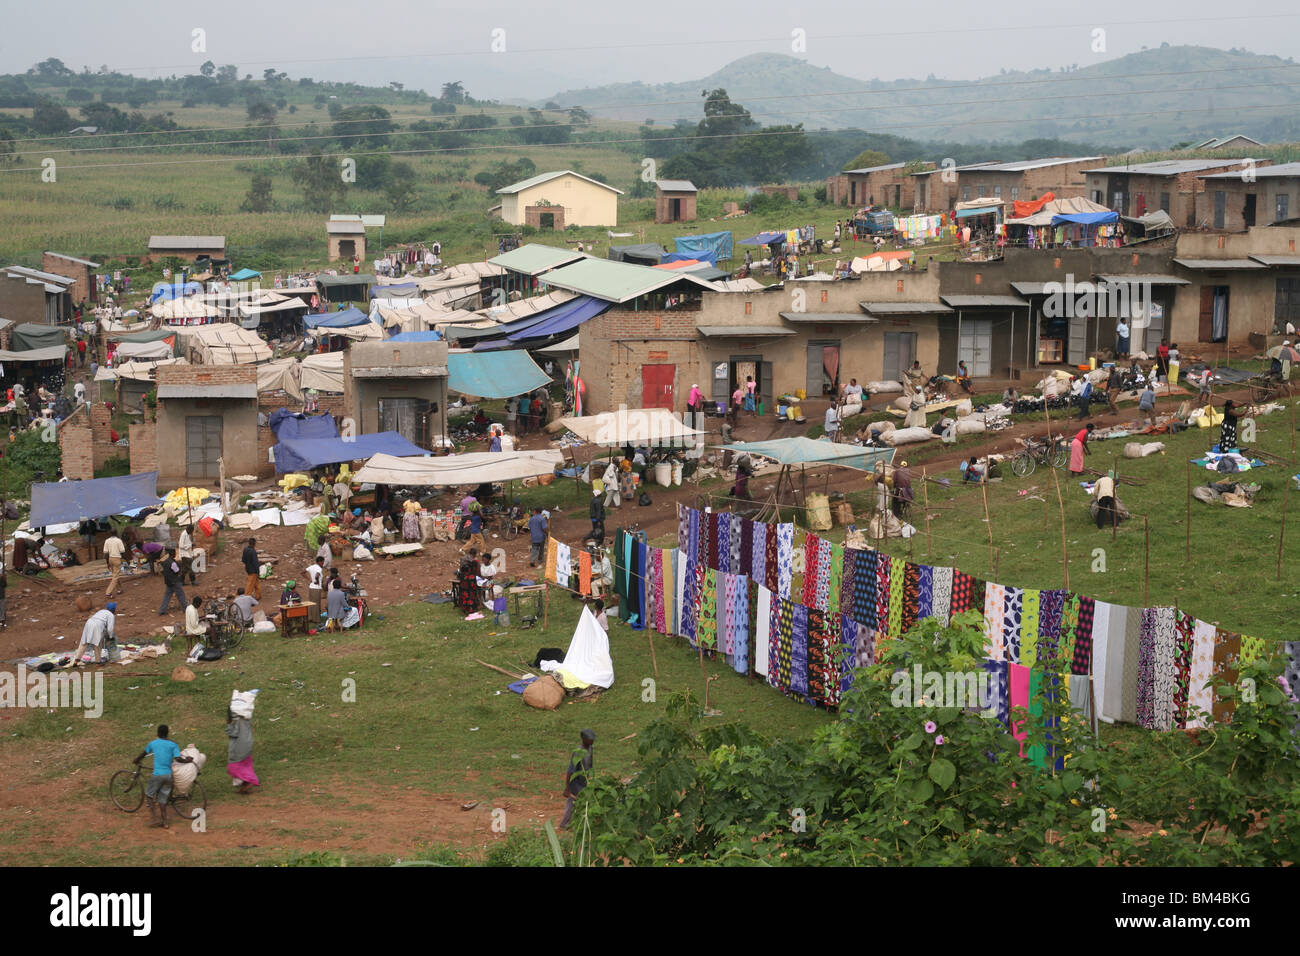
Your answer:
1142,301 -> 1166,354
669,198 -> 682,221
641,364 -> 675,410
1066,315 -> 1088,366
1211,287 -> 1229,342
806,340 -> 841,396
379,398 -> 430,447
185,415 -> 222,479
1244,194 -> 1257,228
338,239 -> 355,259
956,322 -> 991,377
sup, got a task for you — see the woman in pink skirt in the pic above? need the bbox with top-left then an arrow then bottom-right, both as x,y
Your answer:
226,708 -> 260,794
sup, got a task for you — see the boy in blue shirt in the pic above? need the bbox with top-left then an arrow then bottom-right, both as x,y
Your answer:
133,724 -> 192,829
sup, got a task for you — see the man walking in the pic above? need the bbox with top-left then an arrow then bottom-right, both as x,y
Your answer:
527,506 -> 548,567
242,537 -> 261,601
1105,364 -> 1122,416
559,728 -> 595,830
134,724 -> 191,829
158,549 -> 187,615
306,555 -> 326,617
589,488 -> 606,545
103,529 -> 125,598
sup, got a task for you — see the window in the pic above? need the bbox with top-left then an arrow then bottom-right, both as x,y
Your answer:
1213,191 -> 1226,229
1276,277 -> 1300,330
961,186 -> 971,201
1091,189 -> 1103,204
1277,193 -> 1290,222
993,186 -> 1003,199
1160,192 -> 1170,212
1010,187 -> 1020,201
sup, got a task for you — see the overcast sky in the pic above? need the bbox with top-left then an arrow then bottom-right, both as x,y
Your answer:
3,0 -> 1298,101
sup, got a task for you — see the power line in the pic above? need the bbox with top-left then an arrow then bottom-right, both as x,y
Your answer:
13,60 -> 1300,148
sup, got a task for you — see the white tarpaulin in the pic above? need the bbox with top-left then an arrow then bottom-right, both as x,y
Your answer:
152,298 -> 217,321
176,323 -> 272,365
559,408 -> 703,446
562,606 -> 615,688
239,296 -> 309,317
351,450 -> 562,486
113,340 -> 173,361
313,320 -> 381,342
256,357 -> 303,400
300,352 -> 345,393
99,357 -> 187,383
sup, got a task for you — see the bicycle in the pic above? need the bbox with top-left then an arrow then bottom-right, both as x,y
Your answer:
108,763 -> 207,820
1010,434 -> 1068,478
201,597 -> 249,652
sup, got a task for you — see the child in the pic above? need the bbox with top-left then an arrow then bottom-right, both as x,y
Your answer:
133,724 -> 191,829
592,598 -> 609,633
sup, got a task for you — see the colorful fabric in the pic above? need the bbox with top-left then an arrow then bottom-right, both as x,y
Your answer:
751,520 -> 767,587
1212,629 -> 1241,725
931,566 -> 953,624
983,658 -> 1010,725
1070,597 -> 1095,676
840,616 -> 860,695
776,523 -> 794,600
791,602 -> 809,697
764,523 -> 778,594
740,519 -> 754,578
697,568 -> 718,650
887,560 -> 905,638
579,549 -> 592,596
802,533 -> 820,607
545,536 -> 558,584
875,552 -> 892,637
1151,607 -> 1179,731
1002,586 -> 1023,663
707,511 -> 720,571
716,513 -> 731,574
815,538 -> 833,612
985,583 -> 1007,660
916,564 -> 934,621
1136,608 -> 1158,729
681,557 -> 698,645
772,597 -> 794,692
729,517 -> 743,579
677,502 -> 690,554
730,574 -> 749,674
555,542 -> 572,590
1037,589 -> 1065,656
1187,619 -> 1217,729
951,570 -> 977,615
807,608 -> 835,705
1009,662 -> 1031,758
1020,589 -> 1040,668
840,545 -> 856,617
851,549 -> 877,628
755,585 -> 773,677
901,563 -> 920,635
1172,610 -> 1195,729
827,543 -> 843,619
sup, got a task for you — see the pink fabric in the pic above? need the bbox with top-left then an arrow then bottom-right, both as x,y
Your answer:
1009,663 -> 1031,759
1069,438 -> 1084,473
227,756 -> 260,785
654,550 -> 667,633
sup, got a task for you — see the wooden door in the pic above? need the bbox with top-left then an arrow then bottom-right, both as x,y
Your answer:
641,364 -> 675,411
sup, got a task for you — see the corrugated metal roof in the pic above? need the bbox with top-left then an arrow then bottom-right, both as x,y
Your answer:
1250,255 -> 1300,266
655,179 -> 697,192
697,325 -> 796,337
843,161 -> 908,175
44,252 -> 100,268
157,383 -> 257,399
4,266 -> 74,285
541,258 -> 713,303
326,221 -> 366,234
1094,273 -> 1190,285
971,156 -> 1101,173
1201,161 -> 1300,180
1173,258 -> 1266,270
1010,282 -> 1052,296
488,244 -> 587,276
940,294 -> 1029,308
779,312 -> 875,324
859,301 -> 955,315
1082,159 -> 1247,176
149,235 -> 226,249
496,170 -> 624,196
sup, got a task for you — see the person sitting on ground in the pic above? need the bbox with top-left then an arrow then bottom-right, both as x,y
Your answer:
1002,386 -> 1020,407
960,457 -> 986,483
326,578 -> 359,630
231,587 -> 259,626
591,598 -> 609,633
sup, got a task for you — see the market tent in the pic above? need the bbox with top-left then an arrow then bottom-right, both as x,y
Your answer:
714,436 -> 895,472
272,432 -> 425,474
114,340 -> 173,361
300,352 -> 345,393
956,205 -> 1001,219
100,358 -> 185,383
107,326 -> 175,344
11,323 -> 67,352
559,407 -> 703,446
538,333 -> 579,353
0,345 -> 68,363
228,268 -> 261,281
1051,211 -> 1119,226
674,230 -> 733,261
269,409 -> 338,440
176,323 -> 272,364
499,295 -> 610,344
387,330 -> 443,343
29,472 -> 160,527
352,449 -> 563,486
369,282 -> 418,298
662,250 -> 717,267
256,357 -> 303,401
303,307 -> 370,329
447,350 -> 551,399
738,231 -> 787,246
606,243 -> 666,266
238,297 -> 309,318
152,297 -> 217,322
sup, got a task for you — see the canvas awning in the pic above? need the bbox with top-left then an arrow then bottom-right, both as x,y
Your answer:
537,334 -> 580,353
303,307 -> 370,329
114,340 -> 173,361
107,326 -> 175,344
300,352 -> 345,393
697,325 -> 796,337
447,350 -> 551,399
256,357 -> 303,401
176,323 -> 272,365
272,432 -> 425,474
352,450 -> 563,486
713,437 -> 894,472
29,472 -> 160,527
940,295 -> 1029,308
11,323 -> 67,352
0,345 -> 67,362
559,408 -> 703,446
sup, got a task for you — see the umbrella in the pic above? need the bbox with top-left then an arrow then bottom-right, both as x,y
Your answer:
1266,344 -> 1300,361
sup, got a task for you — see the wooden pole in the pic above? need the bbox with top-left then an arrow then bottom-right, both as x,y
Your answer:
1050,455 -> 1070,590
1143,515 -> 1150,607
922,467 -> 932,558
1278,472 -> 1291,581
647,627 -> 659,677
1111,453 -> 1118,540
980,462 -> 994,576
1185,459 -> 1191,562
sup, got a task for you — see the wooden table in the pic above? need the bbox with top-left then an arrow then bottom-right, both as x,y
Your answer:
279,602 -> 312,637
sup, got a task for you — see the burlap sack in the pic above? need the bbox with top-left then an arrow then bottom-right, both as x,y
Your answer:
75,595 -> 92,613
171,665 -> 196,682
835,501 -> 855,527
523,674 -> 565,711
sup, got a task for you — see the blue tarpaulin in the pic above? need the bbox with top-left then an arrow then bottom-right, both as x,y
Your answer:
371,283 -> 419,298
150,281 -> 202,302
956,206 -> 1000,219
303,307 -> 371,329
504,295 -> 609,343
29,472 -> 160,527
228,268 -> 261,281
662,250 -> 718,267
448,350 -> 551,399
268,410 -> 338,441
714,437 -> 894,472
272,433 -> 426,474
674,230 -> 733,261
738,231 -> 787,246
1051,211 -> 1120,226
387,330 -> 443,342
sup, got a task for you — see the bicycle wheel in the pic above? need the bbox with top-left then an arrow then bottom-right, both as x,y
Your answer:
1050,442 -> 1069,469
223,619 -> 246,651
1010,452 -> 1035,478
172,780 -> 206,821
109,770 -> 144,812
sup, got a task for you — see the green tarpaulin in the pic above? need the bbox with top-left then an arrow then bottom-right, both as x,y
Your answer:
713,436 -> 895,472
108,327 -> 176,344
10,323 -> 68,352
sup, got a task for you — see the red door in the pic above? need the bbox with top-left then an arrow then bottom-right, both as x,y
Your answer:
641,364 -> 675,410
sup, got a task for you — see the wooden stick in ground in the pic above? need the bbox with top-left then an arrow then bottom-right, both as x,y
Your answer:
922,467 -> 932,558
647,627 -> 659,677
980,463 -> 994,577
476,659 -> 526,680
1185,459 -> 1191,562
1049,455 -> 1070,590
1143,515 -> 1150,607
1111,454 -> 1118,540
1278,472 -> 1291,581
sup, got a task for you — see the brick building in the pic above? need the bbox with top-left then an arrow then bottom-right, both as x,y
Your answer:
326,220 -> 367,261
1082,159 -> 1263,228
0,266 -> 74,325
956,157 -> 1100,206
59,403 -> 124,480
654,180 -> 697,224
41,252 -> 100,305
1196,162 -> 1300,232
345,340 -> 449,447
826,161 -> 933,209
154,364 -> 259,484
147,235 -> 227,263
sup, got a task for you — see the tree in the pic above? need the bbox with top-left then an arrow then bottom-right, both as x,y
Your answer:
217,64 -> 239,84
697,88 -> 754,141
0,128 -> 19,166
125,87 -> 153,109
66,88 -> 94,104
247,100 -> 277,125
332,105 -> 393,148
440,81 -> 466,104
389,81 -> 404,92
240,173 -> 274,212
263,67 -> 279,83
568,106 -> 591,126
384,161 -> 418,210
843,149 -> 890,171
430,99 -> 455,115
292,151 -> 346,213
29,58 -> 74,79
200,61 -> 216,77
32,99 -> 73,134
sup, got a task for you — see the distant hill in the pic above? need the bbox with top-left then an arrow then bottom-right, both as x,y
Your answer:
536,46 -> 1300,147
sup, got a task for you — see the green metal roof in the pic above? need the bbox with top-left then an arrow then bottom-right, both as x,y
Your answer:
540,258 -> 715,304
488,244 -> 587,276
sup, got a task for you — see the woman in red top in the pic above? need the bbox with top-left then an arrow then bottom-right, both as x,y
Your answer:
1156,339 -> 1171,382
1069,423 -> 1094,475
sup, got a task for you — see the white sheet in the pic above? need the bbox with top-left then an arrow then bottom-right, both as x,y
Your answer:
250,508 -> 282,526
562,606 -> 615,688
281,508 -> 315,526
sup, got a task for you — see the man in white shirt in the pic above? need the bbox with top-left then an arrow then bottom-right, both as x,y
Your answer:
103,531 -> 126,598
305,556 -> 325,616
70,603 -> 116,666
824,404 -> 841,441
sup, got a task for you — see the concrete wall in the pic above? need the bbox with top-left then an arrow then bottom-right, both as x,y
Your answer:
0,274 -> 57,325
327,232 -> 367,261
1195,175 -> 1300,232
154,365 -> 259,485
1084,161 -> 1262,227
1169,226 -> 1300,344
958,160 -> 1094,205
500,174 -> 619,227
345,340 -> 449,440
655,190 -> 697,223
42,254 -> 95,305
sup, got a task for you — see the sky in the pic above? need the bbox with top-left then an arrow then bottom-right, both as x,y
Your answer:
3,0 -> 1299,101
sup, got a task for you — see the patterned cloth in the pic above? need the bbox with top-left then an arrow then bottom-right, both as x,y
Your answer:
729,518 -> 743,579
764,524 -> 779,594
1212,629 -> 1241,725
1069,597 -> 1095,676
985,583 -> 1007,660
721,572 -> 736,655
1172,610 -> 1195,729
1187,619 -> 1217,729
772,597 -> 794,692
556,543 -> 572,590
815,538 -> 833,612
776,523 -> 794,600
983,658 -> 1010,725
791,602 -> 809,697
545,537 -> 558,584
931,566 -> 954,624
697,568 -> 719,650
875,552 -> 892,638
916,564 -> 934,621
1020,588 -> 1040,668
1151,607 -> 1179,731
740,519 -> 754,578
802,533 -> 820,607
1136,608 -> 1159,729
751,521 -> 767,588
901,563 -> 920,635
807,608 -> 835,705
851,549 -> 877,628
1002,586 -> 1023,663
840,616 -> 860,695
579,550 -> 593,596
716,513 -> 731,574
730,574 -> 750,675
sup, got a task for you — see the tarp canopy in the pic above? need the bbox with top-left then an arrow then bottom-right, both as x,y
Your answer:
387,330 -> 443,343
239,297 -> 309,317
256,357 -> 302,400
150,281 -> 202,302
674,230 -> 733,261
0,345 -> 67,363
303,307 -> 370,329
316,274 -> 376,288
1121,210 -> 1175,232
559,408 -> 703,446
538,333 -> 580,353
11,323 -> 67,352
114,340 -> 173,361
1011,192 -> 1055,219
227,268 -> 261,281
714,436 -> 896,472
499,295 -> 609,344
29,472 -> 160,527
351,450 -> 563,486
738,231 -> 787,246
300,352 -> 345,392
661,250 -> 718,267
956,205 -> 1001,219
176,323 -> 272,365
1006,196 -> 1113,227
101,357 -> 185,383
369,282 -> 418,298
269,409 -> 337,440
1051,210 -> 1119,226
607,243 -> 665,265
272,432 -> 424,474
108,326 -> 175,344
152,297 -> 217,322
447,350 -> 551,399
